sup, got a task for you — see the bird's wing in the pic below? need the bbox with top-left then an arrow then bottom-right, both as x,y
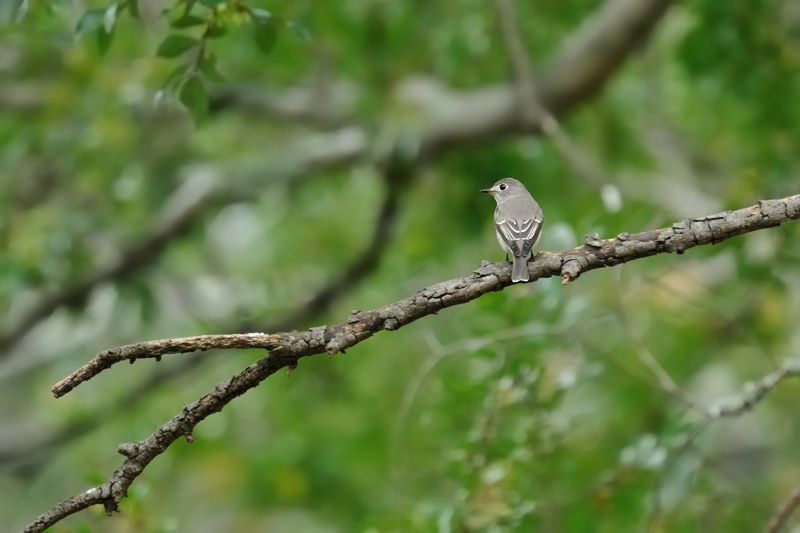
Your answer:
495,217 -> 543,257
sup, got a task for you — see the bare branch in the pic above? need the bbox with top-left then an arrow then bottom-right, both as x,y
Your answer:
708,358 -> 800,418
646,358 -> 800,531
493,0 -> 540,125
22,194 -> 800,532
23,349 -> 288,533
50,195 -> 800,399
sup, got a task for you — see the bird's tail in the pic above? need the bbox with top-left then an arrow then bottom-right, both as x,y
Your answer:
511,255 -> 529,283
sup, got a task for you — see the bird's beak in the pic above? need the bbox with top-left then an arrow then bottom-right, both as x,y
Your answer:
480,187 -> 494,194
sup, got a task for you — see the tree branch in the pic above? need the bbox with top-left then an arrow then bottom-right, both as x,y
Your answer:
202,0 -> 676,157
22,194 -> 799,532
646,358 -> 800,529
209,81 -> 355,128
493,0 -> 539,124
22,194 -> 800,532
537,0 -> 674,115
765,485 -> 800,533
708,358 -> 800,418
493,0 -> 609,187
50,194 -> 800,398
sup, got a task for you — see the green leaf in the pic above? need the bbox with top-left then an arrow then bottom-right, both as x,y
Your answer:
250,8 -> 271,19
198,54 -> 226,83
156,34 -> 199,58
198,0 -> 224,8
97,26 -> 114,55
5,0 -> 27,22
253,17 -> 277,54
75,8 -> 106,36
171,14 -> 205,28
103,3 -> 117,33
206,23 -> 227,38
183,0 -> 197,15
179,76 -> 208,125
286,20 -> 311,42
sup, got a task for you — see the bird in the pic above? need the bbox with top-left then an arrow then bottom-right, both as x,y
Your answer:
480,177 -> 544,283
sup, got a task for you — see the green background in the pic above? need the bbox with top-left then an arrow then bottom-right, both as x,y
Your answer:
2,0 -> 800,531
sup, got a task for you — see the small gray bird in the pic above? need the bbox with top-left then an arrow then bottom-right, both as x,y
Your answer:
481,177 -> 544,283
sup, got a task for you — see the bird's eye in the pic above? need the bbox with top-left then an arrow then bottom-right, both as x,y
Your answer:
499,184 -> 507,190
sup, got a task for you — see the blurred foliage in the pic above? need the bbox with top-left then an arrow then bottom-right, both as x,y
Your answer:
2,0 -> 800,532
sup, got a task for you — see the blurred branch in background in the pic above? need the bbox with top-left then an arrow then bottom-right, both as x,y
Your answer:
635,349 -> 800,529
709,358 -> 800,419
188,0 -> 676,159
0,126 -> 362,367
209,85 -> 339,126
638,357 -> 800,529
0,83 -> 43,114
393,0 -> 674,155
0,177 -> 217,360
493,0 -> 607,187
240,155 -> 414,334
765,486 -> 800,533
209,82 -> 356,128
210,43 -> 346,127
